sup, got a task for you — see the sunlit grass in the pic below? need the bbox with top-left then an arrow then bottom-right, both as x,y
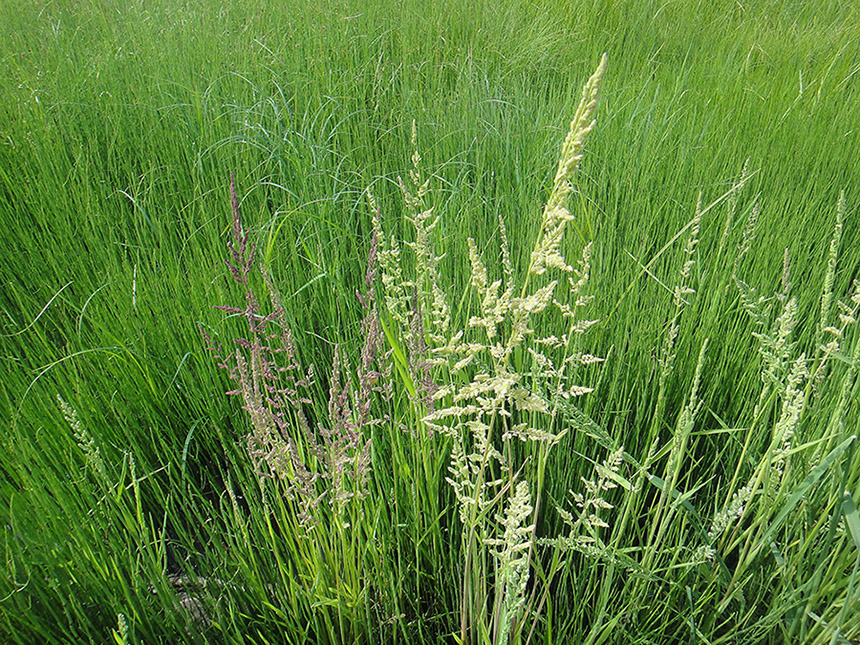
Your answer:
1,0 -> 859,642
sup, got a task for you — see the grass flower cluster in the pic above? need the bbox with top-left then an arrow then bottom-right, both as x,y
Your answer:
199,52 -> 860,644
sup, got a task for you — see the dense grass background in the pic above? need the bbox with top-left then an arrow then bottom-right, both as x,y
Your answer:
1,0 -> 859,642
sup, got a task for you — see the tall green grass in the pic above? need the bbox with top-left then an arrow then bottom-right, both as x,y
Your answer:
1,0 -> 859,642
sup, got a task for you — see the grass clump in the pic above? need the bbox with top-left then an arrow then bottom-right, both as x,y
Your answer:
198,54 -> 860,644
203,56 -> 630,644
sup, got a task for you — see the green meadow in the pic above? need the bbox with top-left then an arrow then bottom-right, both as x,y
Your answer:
2,0 -> 860,642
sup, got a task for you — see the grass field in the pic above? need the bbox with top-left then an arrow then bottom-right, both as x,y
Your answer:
2,0 -> 860,642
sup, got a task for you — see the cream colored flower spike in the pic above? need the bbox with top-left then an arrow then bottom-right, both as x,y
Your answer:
530,52 -> 607,278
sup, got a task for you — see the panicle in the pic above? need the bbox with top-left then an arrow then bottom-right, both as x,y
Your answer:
530,53 -> 607,277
